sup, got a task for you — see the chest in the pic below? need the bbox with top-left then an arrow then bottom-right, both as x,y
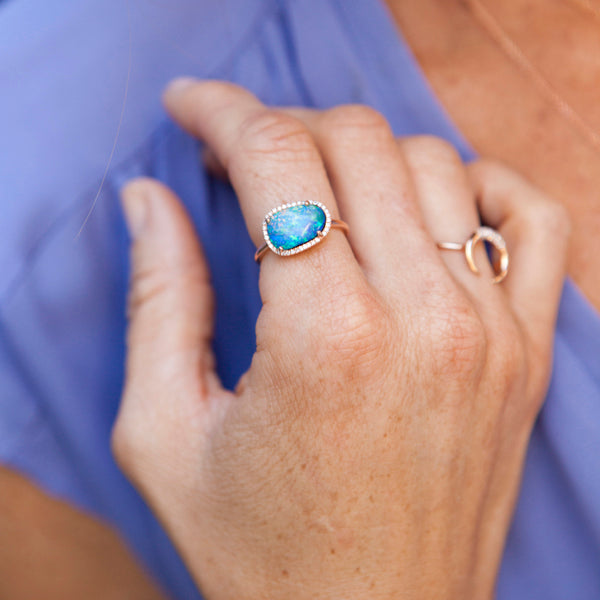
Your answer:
387,0 -> 600,311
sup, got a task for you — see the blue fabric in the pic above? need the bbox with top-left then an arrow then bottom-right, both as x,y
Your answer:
1,0 -> 598,598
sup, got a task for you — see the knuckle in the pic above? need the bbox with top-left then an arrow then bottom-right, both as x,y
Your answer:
128,258 -> 207,318
110,408 -> 148,479
321,104 -> 393,142
234,109 -> 317,164
531,199 -> 572,241
111,392 -> 173,490
488,325 -> 531,412
403,135 -> 463,168
493,322 -> 526,377
468,157 -> 508,180
525,354 -> 552,415
128,265 -> 170,316
317,287 -> 389,376
426,296 -> 488,379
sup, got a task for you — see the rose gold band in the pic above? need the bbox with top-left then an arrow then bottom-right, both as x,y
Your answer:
437,226 -> 509,284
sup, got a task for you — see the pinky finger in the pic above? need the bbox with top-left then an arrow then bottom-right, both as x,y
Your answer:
468,160 -> 571,368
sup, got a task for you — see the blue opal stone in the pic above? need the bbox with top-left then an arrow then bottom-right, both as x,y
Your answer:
267,204 -> 327,250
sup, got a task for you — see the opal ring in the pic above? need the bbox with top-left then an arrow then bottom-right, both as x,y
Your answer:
437,226 -> 509,284
254,201 -> 349,262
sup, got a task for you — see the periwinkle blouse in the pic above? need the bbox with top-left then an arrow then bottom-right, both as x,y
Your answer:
1,0 -> 599,598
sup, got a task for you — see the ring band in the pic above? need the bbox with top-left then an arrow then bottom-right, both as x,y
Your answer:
255,201 -> 349,262
437,226 -> 509,283
255,206 -> 508,284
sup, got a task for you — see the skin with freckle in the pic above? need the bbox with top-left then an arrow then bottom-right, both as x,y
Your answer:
385,0 -> 600,309
110,80 -> 569,600
2,2 -> 596,597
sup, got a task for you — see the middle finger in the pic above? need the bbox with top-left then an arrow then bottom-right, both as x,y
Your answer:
284,105 -> 449,299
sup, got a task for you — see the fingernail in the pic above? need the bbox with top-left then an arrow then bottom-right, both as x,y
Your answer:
165,77 -> 197,97
121,181 -> 150,238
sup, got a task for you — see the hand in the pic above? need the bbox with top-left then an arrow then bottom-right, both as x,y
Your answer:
112,80 -> 569,599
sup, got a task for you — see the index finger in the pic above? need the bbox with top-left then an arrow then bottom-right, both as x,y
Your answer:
162,79 -> 362,307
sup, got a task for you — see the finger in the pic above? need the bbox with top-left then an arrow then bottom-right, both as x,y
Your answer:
163,79 -> 363,307
468,160 -> 570,361
400,136 -> 497,294
281,106 -> 441,293
113,178 -> 225,474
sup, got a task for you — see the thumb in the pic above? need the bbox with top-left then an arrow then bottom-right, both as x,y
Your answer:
113,177 -> 222,485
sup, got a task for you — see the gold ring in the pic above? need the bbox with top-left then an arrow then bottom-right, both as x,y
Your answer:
437,226 -> 509,283
254,201 -> 349,263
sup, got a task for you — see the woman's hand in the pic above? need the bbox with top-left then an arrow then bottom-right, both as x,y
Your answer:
112,80 -> 569,600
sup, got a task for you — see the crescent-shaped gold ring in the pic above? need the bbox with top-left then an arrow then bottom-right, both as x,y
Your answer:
437,226 -> 509,284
